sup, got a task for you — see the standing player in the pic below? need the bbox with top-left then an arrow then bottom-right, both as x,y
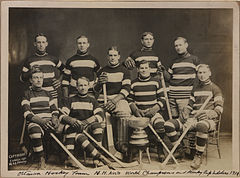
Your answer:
94,46 -> 131,154
164,64 -> 224,168
163,37 -> 200,119
62,35 -> 101,98
123,32 -> 164,78
21,66 -> 59,169
128,60 -> 166,162
60,77 -> 114,169
20,33 -> 65,107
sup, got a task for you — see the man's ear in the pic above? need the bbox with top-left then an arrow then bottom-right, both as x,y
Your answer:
46,41 -> 48,47
185,42 -> 189,49
33,42 -> 37,47
29,77 -> 33,84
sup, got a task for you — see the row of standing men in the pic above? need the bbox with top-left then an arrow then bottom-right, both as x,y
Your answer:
20,32 -> 224,170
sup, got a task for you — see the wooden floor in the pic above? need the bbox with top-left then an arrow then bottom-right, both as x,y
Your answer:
9,135 -> 232,171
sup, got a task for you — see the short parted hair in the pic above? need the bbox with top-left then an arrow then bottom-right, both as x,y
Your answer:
77,76 -> 90,85
76,35 -> 89,42
197,64 -> 211,72
30,65 -> 43,77
174,36 -> 187,43
141,32 -> 154,39
136,60 -> 149,68
108,46 -> 120,55
35,33 -> 48,42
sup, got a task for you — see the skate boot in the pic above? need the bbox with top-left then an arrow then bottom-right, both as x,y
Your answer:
190,154 -> 203,169
64,157 -> 79,169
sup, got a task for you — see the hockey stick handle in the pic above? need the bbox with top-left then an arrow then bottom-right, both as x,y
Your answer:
50,132 -> 87,170
103,83 -> 107,104
160,72 -> 172,120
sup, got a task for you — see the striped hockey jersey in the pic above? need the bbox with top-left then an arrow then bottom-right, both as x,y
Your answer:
168,52 -> 200,99
127,47 -> 162,77
187,80 -> 224,116
96,63 -> 131,102
60,94 -> 104,125
62,51 -> 101,94
128,76 -> 166,110
21,87 -> 59,121
20,52 -> 65,99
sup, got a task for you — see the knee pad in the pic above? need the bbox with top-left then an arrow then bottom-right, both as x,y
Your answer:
196,122 -> 208,133
164,119 -> 177,132
76,133 -> 88,144
154,121 -> 165,133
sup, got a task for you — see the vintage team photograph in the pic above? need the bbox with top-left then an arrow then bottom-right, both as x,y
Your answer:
1,1 -> 239,177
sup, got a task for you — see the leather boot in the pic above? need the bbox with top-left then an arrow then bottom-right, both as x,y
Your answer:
190,154 -> 203,169
157,143 -> 165,163
173,145 -> 184,159
64,157 -> 79,168
185,149 -> 196,160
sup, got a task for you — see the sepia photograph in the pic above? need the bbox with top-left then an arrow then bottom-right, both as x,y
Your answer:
1,1 -> 239,177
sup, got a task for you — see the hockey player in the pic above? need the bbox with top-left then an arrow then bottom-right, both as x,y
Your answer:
163,37 -> 200,119
94,46 -> 131,153
20,33 -> 65,107
128,60 -> 166,162
164,64 -> 224,169
123,32 -> 164,78
21,66 -> 59,169
60,77 -> 114,169
62,35 -> 101,98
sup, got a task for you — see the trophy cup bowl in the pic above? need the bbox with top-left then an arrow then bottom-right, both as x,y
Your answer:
128,116 -> 150,129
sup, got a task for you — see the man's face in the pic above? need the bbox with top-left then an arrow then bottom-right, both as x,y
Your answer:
141,34 -> 154,48
34,36 -> 48,52
77,79 -> 90,95
197,67 -> 211,82
138,63 -> 151,78
174,39 -> 188,54
108,49 -> 120,66
30,72 -> 44,88
77,37 -> 89,53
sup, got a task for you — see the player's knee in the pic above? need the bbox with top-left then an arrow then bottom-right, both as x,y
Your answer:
196,122 -> 208,133
164,120 -> 176,132
75,133 -> 87,144
154,120 -> 165,133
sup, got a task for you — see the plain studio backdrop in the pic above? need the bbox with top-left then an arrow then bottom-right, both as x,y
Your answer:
8,8 -> 232,152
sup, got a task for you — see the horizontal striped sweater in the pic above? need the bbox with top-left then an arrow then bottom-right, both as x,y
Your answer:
168,52 -> 200,99
62,51 -> 101,94
128,76 -> 166,110
96,63 -> 131,101
21,87 -> 59,122
125,47 -> 161,77
60,94 -> 104,125
187,80 -> 224,116
20,52 -> 65,87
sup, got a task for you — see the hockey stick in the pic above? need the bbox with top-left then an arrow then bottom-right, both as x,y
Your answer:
83,129 -> 139,168
49,132 -> 87,170
148,124 -> 179,165
159,71 -> 172,120
19,118 -> 29,155
162,93 -> 213,166
103,83 -> 123,160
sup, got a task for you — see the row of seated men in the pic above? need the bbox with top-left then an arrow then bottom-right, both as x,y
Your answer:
20,32 -> 224,170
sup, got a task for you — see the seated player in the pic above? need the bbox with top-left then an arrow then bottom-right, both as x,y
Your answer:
164,64 -> 224,169
21,66 -> 59,169
128,60 -> 166,162
60,77 -> 114,169
93,46 -> 131,154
